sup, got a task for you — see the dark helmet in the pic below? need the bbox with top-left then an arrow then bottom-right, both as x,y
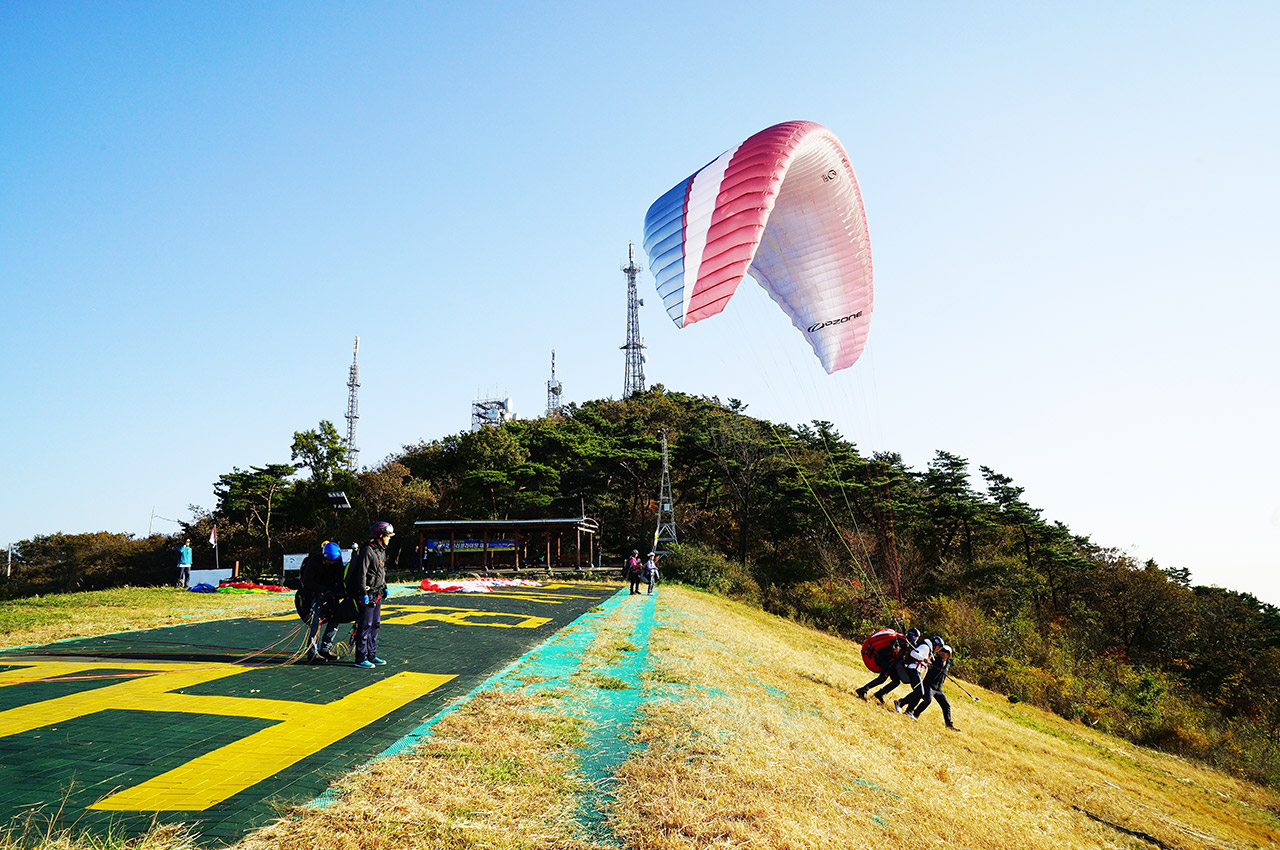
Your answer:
322,541 -> 342,561
931,635 -> 944,648
370,521 -> 395,537
906,627 -> 921,642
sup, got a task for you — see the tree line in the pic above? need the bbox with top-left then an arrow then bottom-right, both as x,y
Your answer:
7,387 -> 1279,787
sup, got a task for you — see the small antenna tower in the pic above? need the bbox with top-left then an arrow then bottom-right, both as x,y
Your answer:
546,348 -> 563,417
621,242 -> 646,397
653,429 -> 678,555
345,335 -> 360,471
472,395 -> 515,431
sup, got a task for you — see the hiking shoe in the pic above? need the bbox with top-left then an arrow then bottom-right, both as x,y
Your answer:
946,724 -> 960,732
874,693 -> 885,704
893,700 -> 905,714
306,654 -> 327,665
353,660 -> 375,669
371,657 -> 388,666
855,689 -> 868,701
319,651 -> 339,661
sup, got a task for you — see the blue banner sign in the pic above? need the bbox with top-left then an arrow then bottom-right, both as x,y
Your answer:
426,539 -> 516,553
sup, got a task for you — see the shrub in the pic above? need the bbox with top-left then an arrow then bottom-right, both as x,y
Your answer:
760,580 -> 884,641
662,543 -> 760,603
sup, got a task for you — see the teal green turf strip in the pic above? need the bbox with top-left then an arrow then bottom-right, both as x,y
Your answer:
305,588 -> 631,810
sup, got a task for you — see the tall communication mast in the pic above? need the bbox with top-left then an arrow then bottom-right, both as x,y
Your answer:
621,242 -> 646,397
345,336 -> 360,471
546,348 -> 563,417
653,429 -> 678,555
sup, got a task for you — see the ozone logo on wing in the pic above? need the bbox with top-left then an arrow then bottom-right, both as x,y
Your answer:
807,311 -> 863,333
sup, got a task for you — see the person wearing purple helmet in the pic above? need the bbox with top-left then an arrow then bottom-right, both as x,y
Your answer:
346,521 -> 394,669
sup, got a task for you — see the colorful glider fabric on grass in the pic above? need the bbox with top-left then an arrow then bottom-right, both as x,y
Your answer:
217,581 -> 292,594
642,120 -> 873,373
419,578 -> 543,594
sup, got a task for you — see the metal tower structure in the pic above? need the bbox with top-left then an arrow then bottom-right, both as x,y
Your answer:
472,396 -> 515,431
546,348 -> 563,417
653,429 -> 678,554
345,336 -> 360,471
621,242 -> 646,397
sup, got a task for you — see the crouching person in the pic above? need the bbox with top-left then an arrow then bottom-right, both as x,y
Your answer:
347,521 -> 393,669
300,541 -> 346,663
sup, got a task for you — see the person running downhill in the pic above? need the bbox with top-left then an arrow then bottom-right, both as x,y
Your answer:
898,643 -> 959,730
857,627 -> 920,701
875,633 -> 938,705
347,521 -> 393,669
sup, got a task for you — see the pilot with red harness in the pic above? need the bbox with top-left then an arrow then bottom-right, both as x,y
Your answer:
856,627 -> 920,701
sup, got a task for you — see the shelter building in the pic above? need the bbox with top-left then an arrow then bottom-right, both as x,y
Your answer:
414,517 -> 601,573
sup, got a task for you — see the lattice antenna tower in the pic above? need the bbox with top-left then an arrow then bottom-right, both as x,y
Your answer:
345,335 -> 360,471
621,242 -> 646,397
653,429 -> 678,555
546,348 -> 564,417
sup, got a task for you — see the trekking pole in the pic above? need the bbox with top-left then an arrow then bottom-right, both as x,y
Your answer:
951,678 -> 980,702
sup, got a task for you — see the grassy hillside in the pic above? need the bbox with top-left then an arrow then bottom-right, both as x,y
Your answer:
249,586 -> 1280,849
5,585 -> 1278,849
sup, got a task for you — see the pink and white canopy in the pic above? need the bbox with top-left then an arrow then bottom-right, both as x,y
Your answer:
642,121 -> 873,373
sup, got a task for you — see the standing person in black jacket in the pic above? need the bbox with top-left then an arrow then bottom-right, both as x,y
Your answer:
347,521 -> 393,669
899,643 -> 958,730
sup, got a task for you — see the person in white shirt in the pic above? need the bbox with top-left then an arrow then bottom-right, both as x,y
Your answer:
875,634 -> 940,704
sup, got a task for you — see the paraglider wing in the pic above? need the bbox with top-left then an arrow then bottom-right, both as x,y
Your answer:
642,121 -> 873,373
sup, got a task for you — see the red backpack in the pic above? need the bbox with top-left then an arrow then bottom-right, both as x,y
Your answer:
861,628 -> 905,673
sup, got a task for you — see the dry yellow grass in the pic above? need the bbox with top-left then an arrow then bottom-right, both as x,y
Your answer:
0,587 -> 295,649
6,583 -> 1279,849
0,819 -> 201,850
239,688 -> 609,850
608,587 -> 1280,850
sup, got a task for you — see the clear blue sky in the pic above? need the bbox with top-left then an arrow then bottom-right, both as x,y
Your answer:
2,2 -> 1277,603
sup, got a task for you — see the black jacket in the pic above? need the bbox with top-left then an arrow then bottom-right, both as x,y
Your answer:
346,541 -> 388,598
922,656 -> 952,691
300,549 -> 344,592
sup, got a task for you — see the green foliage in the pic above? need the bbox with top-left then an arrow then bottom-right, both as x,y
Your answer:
291,420 -> 349,484
11,387 -> 1280,789
4,532 -> 177,595
662,543 -> 760,603
760,580 -> 884,639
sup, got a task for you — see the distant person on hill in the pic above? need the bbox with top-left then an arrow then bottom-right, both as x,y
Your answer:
176,539 -> 193,588
299,541 -> 346,664
626,549 -> 642,595
644,552 -> 660,595
874,634 -> 939,705
897,643 -> 958,730
346,521 -> 394,669
856,627 -> 920,700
